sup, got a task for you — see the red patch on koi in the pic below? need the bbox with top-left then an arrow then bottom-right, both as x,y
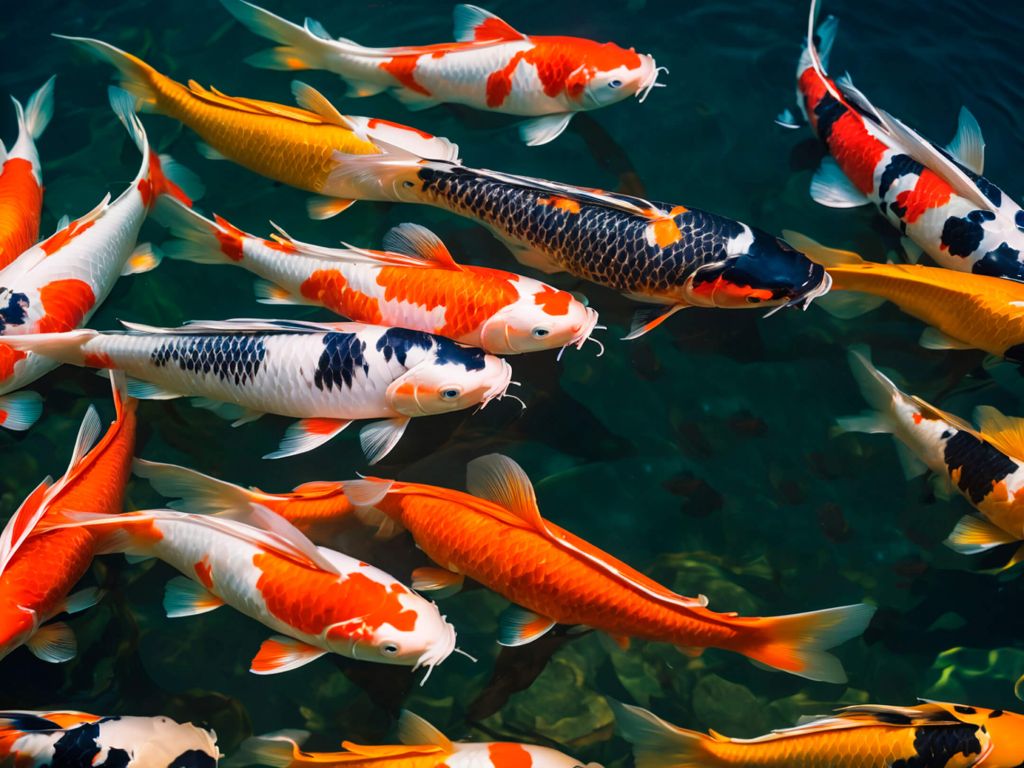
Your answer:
304,418 -> 347,435
895,169 -> 952,224
36,279 -> 95,333
488,743 -> 533,768
140,153 -> 192,208
300,269 -> 384,324
691,276 -> 774,303
533,284 -> 572,316
0,157 -> 43,269
0,343 -> 26,383
486,52 -> 526,107
194,557 -> 214,590
83,352 -> 115,369
366,118 -> 435,140
213,214 -> 246,262
39,219 -> 95,256
380,54 -> 431,95
649,218 -> 683,248
538,196 -> 581,214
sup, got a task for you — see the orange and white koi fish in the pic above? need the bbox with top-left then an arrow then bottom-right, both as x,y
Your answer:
844,348 -> 1024,562
231,710 -> 599,768
0,373 -> 134,664
613,699 -> 1024,768
0,77 -> 55,270
222,1 -> 663,146
160,200 -> 599,355
0,710 -> 220,767
44,505 -> 456,677
342,455 -> 873,682
786,232 -> 1024,363
59,35 -> 458,220
0,87 -> 199,432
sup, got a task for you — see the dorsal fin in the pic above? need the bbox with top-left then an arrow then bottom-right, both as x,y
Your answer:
291,81 -> 357,130
119,318 -> 353,335
974,405 -> 1024,458
291,480 -> 346,495
466,454 -> 548,533
382,223 -> 462,271
397,711 -> 453,752
946,107 -> 985,175
62,406 -> 103,478
264,222 -> 431,269
453,5 -> 526,43
0,477 -> 55,576
186,80 -> 324,124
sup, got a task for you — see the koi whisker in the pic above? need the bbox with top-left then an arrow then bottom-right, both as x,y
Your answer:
453,646 -> 478,663
638,66 -> 669,103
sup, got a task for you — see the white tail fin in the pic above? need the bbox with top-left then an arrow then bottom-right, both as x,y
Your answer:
14,76 -> 56,142
0,330 -> 97,366
133,459 -> 259,515
221,0 -> 349,71
55,35 -> 163,113
611,701 -> 719,768
156,199 -> 235,265
225,731 -> 310,767
847,346 -> 902,416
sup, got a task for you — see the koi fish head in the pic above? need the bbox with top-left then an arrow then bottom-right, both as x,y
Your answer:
386,340 -> 513,416
932,703 -> 1024,767
683,235 -> 831,311
327,586 -> 456,674
580,47 -> 661,108
481,280 -> 599,354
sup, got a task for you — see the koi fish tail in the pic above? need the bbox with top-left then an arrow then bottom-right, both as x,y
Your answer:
323,140 -> 457,204
134,459 -> 261,516
56,35 -> 169,114
155,199 -> 250,268
221,0 -> 352,75
0,330 -> 98,367
11,75 -> 56,145
0,390 -> 43,431
610,701 -> 722,768
227,730 -> 312,768
799,0 -> 838,78
734,602 -> 875,683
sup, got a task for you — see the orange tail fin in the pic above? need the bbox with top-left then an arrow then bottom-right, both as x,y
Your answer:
611,701 -> 722,768
736,603 -> 875,683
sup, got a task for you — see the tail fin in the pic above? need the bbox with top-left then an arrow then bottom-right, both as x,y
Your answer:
837,346 -> 901,434
156,198 -> 243,265
610,701 -> 719,768
12,76 -> 56,143
225,730 -> 310,768
0,330 -> 97,366
107,87 -> 202,209
55,35 -> 164,113
221,0 -> 343,72
0,391 -> 43,431
737,602 -> 875,683
133,459 -> 257,515
323,139 -> 443,204
798,2 -> 839,77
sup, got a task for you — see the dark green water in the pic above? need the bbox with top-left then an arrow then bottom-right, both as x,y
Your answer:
3,0 -> 1024,760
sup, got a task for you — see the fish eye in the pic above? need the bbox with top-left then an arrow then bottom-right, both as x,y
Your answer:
381,643 -> 400,655
403,181 -> 415,188
609,79 -> 623,88
746,296 -> 761,303
532,327 -> 550,338
440,386 -> 461,400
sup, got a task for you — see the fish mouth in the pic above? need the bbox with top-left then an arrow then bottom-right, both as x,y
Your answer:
558,306 -> 605,360
636,58 -> 669,103
412,618 -> 457,685
478,359 -> 515,410
762,269 -> 834,317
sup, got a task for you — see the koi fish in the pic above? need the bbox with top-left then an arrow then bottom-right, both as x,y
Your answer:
786,232 -> 1024,362
0,710 -> 220,767
844,348 -> 1024,563
0,87 -> 199,432
58,35 -> 458,220
44,505 -> 456,677
231,709 -> 598,768
612,699 -> 1024,768
134,460 -> 357,543
0,77 -> 55,270
221,1 -> 663,146
343,454 -> 874,682
159,200 -> 600,355
1,319 -> 513,463
0,372 -> 133,664
788,1 -> 1024,281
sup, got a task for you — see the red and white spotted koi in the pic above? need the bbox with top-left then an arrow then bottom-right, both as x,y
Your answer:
787,0 -> 1024,283
159,200 -> 599,355
222,1 -> 663,145
231,710 -> 600,768
0,77 -> 55,271
0,87 -> 200,432
41,505 -> 456,678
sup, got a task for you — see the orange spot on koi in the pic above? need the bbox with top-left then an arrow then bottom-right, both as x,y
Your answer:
533,284 -> 572,316
194,557 -> 214,590
36,279 -> 95,333
538,196 -> 581,214
380,54 -> 431,96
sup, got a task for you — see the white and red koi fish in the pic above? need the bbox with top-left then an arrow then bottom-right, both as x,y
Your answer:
0,77 -> 55,270
788,0 -> 1024,281
222,1 -> 663,146
0,373 -> 133,665
44,505 -> 456,677
2,318 -> 513,463
231,710 -> 600,768
0,710 -> 220,767
160,200 -> 599,355
0,86 -> 200,432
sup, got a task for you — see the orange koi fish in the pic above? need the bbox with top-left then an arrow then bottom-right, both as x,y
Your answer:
222,1 -> 662,146
58,35 -> 458,220
231,710 -> 598,768
341,455 -> 873,682
786,232 -> 1024,362
0,372 -> 135,664
613,699 -> 1024,768
0,77 -> 54,269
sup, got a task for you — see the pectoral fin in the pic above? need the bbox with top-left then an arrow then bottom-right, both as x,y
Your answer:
411,567 -> 464,598
26,621 -> 76,663
264,418 -> 352,460
519,113 -> 574,146
251,635 -> 327,674
163,575 -> 225,618
623,304 -> 685,340
497,605 -> 556,646
810,157 -> 871,208
945,515 -> 1017,554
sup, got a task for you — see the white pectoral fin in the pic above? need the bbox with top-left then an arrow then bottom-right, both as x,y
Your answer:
253,280 -> 317,306
359,417 -> 410,465
507,242 -> 563,274
62,587 -> 104,615
163,576 -> 225,618
411,567 -> 465,598
497,605 -> 556,646
196,141 -> 228,161
774,107 -> 803,129
120,243 -> 163,276
946,106 -> 985,175
307,196 -> 356,220
810,156 -> 870,208
624,304 -> 685,340
26,621 -> 77,663
814,290 -> 885,319
899,236 -> 923,264
251,635 -> 327,674
920,327 -> 974,351
519,113 -> 574,147
126,378 -> 184,400
894,441 -> 929,480
390,88 -> 443,112
264,418 -> 352,460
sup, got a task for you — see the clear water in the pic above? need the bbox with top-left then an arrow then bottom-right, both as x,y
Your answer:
3,0 -> 1024,760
